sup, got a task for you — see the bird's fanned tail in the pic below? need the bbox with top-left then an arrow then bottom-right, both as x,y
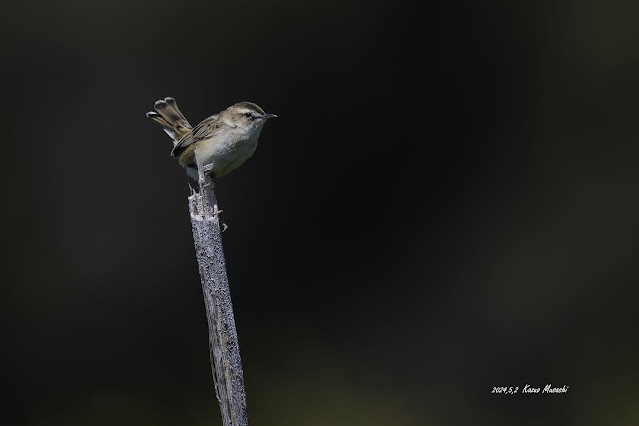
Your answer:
146,97 -> 193,143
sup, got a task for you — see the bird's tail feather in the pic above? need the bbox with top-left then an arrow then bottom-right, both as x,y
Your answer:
146,97 -> 193,143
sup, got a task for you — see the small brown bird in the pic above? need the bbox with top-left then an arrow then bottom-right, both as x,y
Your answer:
147,97 -> 276,180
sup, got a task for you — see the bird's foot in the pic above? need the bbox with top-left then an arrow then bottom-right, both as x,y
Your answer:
214,208 -> 228,232
201,172 -> 217,189
203,177 -> 217,190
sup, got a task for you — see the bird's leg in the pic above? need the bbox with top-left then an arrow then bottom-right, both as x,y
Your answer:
213,208 -> 228,232
203,173 -> 217,189
200,167 -> 226,230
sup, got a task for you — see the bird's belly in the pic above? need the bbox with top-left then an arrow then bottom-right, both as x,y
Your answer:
199,135 -> 258,177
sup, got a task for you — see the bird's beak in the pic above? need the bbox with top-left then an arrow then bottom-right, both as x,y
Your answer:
261,113 -> 277,119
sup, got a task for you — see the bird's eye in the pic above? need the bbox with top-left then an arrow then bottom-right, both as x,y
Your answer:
244,112 -> 252,118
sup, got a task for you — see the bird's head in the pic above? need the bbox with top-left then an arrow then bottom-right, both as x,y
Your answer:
224,102 -> 277,135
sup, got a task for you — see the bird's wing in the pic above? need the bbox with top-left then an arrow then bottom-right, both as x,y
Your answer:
171,114 -> 227,157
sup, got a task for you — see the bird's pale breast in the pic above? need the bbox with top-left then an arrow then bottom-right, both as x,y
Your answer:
197,133 -> 259,177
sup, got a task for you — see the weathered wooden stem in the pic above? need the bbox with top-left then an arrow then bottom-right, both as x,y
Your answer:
188,150 -> 248,426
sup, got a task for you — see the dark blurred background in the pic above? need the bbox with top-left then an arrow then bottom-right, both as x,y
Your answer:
2,0 -> 639,425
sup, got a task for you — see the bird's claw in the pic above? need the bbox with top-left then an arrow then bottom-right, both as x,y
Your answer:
201,171 -> 217,190
214,209 -> 228,232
